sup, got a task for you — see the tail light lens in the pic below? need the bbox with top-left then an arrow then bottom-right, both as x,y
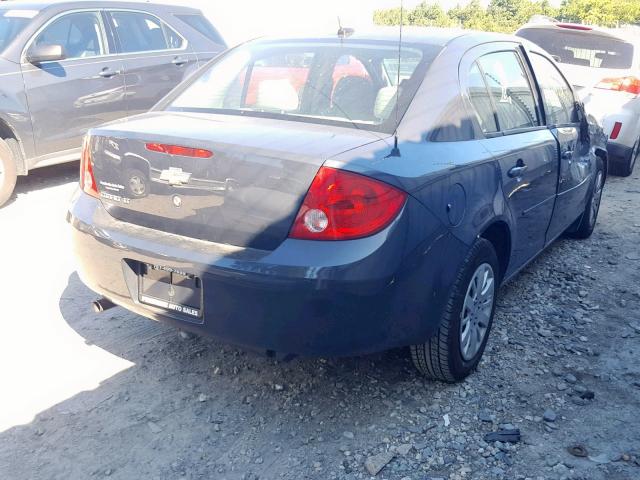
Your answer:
289,167 -> 407,240
79,136 -> 99,198
595,76 -> 640,96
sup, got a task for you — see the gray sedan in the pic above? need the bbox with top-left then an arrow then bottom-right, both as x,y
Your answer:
0,0 -> 226,206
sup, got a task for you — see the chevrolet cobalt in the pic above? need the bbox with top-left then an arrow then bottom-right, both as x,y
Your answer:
68,29 -> 608,382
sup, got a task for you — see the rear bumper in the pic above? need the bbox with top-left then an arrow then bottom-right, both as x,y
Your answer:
582,89 -> 640,154
68,192 -> 462,357
607,142 -> 633,165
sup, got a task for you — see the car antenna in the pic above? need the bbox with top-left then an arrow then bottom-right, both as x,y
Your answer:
337,17 -> 354,40
387,0 -> 403,158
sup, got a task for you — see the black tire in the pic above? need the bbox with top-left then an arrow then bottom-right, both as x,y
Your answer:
609,139 -> 637,177
0,139 -> 17,208
410,238 -> 499,382
567,156 -> 605,239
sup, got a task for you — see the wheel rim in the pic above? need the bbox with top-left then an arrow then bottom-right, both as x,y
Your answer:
589,170 -> 604,227
460,263 -> 495,361
129,175 -> 146,196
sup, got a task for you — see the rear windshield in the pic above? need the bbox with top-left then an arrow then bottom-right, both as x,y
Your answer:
175,14 -> 225,46
0,9 -> 37,53
518,28 -> 634,69
165,40 -> 441,133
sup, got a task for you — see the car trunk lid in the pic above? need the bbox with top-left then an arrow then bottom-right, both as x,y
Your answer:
90,112 -> 383,250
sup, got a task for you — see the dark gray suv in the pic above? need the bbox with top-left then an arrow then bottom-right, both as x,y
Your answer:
0,1 -> 226,206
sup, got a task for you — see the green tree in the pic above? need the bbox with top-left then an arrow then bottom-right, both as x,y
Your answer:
449,0 -> 500,30
373,0 -> 637,32
373,7 -> 407,26
407,2 -> 453,27
559,0 -> 640,27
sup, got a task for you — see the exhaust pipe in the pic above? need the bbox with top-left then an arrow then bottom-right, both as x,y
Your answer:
92,297 -> 116,313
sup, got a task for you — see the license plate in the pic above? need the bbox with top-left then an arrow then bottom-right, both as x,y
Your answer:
138,264 -> 202,319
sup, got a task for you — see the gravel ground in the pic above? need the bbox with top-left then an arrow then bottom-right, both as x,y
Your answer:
0,163 -> 639,480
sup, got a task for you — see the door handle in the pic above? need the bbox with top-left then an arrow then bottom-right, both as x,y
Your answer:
172,57 -> 187,66
98,68 -> 120,78
562,150 -> 573,160
508,161 -> 528,178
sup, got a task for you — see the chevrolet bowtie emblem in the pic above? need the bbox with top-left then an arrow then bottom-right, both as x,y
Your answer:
160,167 -> 192,186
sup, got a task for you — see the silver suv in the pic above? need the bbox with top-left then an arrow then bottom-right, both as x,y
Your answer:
0,1 -> 226,206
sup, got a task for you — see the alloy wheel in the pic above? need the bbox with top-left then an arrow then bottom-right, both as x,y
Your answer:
460,263 -> 495,361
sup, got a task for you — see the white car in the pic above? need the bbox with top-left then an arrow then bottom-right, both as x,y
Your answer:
517,22 -> 639,176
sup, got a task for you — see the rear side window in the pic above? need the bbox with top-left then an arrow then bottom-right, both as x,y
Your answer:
175,14 -> 224,45
467,62 -> 498,134
530,53 -> 576,125
477,51 -> 539,131
109,11 -> 183,53
518,28 -> 634,69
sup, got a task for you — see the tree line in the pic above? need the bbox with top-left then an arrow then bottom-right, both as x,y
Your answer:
373,0 -> 640,32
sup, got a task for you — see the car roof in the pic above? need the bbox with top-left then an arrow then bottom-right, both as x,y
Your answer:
255,27 -> 521,48
0,0 -> 200,13
518,21 -> 640,44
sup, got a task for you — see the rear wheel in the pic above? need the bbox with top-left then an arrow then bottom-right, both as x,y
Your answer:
567,157 -> 604,239
0,139 -> 17,208
410,238 -> 499,382
610,139 -> 638,177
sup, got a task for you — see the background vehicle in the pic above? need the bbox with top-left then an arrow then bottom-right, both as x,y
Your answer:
0,0 -> 226,207
69,29 -> 607,382
517,22 -> 640,176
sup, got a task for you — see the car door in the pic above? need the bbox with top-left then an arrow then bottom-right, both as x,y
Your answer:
528,52 -> 593,243
104,9 -> 198,117
21,10 -> 127,159
464,46 -> 559,271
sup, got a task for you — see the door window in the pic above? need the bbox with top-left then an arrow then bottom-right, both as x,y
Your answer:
477,51 -> 539,131
467,62 -> 498,134
109,11 -> 183,53
33,11 -> 105,59
529,53 -> 577,126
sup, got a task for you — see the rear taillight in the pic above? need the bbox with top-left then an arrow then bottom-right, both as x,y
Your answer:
288,167 -> 407,241
145,143 -> 213,158
595,76 -> 640,96
80,136 -> 98,198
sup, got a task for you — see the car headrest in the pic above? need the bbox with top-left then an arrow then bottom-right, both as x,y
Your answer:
374,86 -> 398,120
255,79 -> 299,112
332,76 -> 376,120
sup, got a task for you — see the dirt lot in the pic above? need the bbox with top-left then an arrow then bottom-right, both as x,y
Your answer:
0,163 -> 639,480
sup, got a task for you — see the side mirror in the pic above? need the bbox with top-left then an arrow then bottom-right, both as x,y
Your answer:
26,44 -> 66,64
